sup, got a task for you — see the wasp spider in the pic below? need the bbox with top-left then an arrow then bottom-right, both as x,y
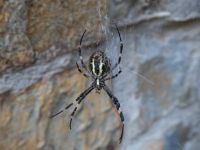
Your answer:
50,24 -> 124,143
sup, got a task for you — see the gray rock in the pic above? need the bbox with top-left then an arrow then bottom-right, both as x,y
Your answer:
108,0 -> 200,149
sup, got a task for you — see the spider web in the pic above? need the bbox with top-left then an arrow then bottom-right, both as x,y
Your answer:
96,5 -> 154,85
100,22 -> 154,85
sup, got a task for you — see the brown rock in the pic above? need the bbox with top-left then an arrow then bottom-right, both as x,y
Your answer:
27,0 -> 107,53
0,0 -> 106,73
0,68 -> 119,149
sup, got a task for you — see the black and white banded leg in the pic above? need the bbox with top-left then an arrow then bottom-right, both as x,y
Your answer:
103,67 -> 122,81
103,85 -> 124,143
50,83 -> 95,129
78,30 -> 88,72
111,24 -> 123,71
76,62 -> 90,78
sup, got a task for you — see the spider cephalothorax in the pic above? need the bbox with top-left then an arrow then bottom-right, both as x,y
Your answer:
50,24 -> 124,143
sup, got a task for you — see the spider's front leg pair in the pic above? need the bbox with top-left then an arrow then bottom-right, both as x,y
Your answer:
50,82 -> 125,143
50,82 -> 95,129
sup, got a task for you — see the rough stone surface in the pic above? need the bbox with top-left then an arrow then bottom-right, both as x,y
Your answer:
0,0 -> 106,73
108,0 -> 200,150
0,0 -> 200,150
0,68 -> 120,150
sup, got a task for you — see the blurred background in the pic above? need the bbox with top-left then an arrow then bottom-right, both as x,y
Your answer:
0,0 -> 200,150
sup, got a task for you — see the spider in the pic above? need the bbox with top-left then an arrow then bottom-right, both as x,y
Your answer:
50,24 -> 124,143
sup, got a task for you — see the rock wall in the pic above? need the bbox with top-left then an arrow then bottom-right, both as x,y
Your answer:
0,0 -> 200,150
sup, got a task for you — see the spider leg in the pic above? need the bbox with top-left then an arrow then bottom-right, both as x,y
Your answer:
111,24 -> 123,71
76,62 -> 90,78
69,83 -> 95,129
77,31 -> 95,78
50,83 -> 95,129
49,103 -> 73,118
103,67 -> 122,81
78,30 -> 89,72
103,85 -> 124,144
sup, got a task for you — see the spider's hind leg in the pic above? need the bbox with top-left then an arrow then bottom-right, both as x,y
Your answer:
111,24 -> 123,71
78,30 -> 88,71
76,62 -> 90,78
103,67 -> 122,81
